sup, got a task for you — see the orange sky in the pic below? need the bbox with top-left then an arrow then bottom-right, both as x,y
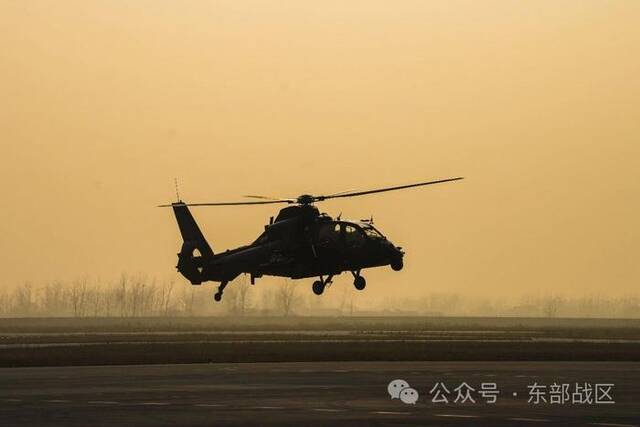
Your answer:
1,1 -> 639,298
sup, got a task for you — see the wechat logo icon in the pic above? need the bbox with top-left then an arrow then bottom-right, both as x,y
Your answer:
387,379 -> 419,405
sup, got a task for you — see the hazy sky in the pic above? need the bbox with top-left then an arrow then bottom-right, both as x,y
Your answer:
1,1 -> 638,298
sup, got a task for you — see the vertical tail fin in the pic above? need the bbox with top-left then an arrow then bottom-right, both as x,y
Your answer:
172,202 -> 214,256
171,202 -> 213,284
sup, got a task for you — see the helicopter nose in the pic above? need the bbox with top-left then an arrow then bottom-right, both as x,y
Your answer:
386,243 -> 404,271
383,240 -> 404,257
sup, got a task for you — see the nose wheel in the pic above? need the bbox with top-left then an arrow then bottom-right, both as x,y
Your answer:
391,258 -> 403,271
351,270 -> 366,290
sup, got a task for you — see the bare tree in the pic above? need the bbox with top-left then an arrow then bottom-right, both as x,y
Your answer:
70,278 -> 88,317
541,295 -> 564,318
236,277 -> 251,315
158,279 -> 175,316
226,276 -> 251,316
276,279 -> 298,317
130,275 -> 143,317
0,290 -> 9,316
41,281 -> 65,316
13,282 -> 33,316
117,273 -> 129,317
252,287 -> 271,316
102,285 -> 115,317
140,276 -> 156,316
339,285 -> 355,316
89,280 -> 102,317
180,286 -> 196,316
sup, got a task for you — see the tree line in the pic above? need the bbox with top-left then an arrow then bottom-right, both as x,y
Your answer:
0,274 -> 311,318
1,275 -> 637,318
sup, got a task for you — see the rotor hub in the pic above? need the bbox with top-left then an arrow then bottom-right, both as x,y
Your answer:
296,194 -> 316,205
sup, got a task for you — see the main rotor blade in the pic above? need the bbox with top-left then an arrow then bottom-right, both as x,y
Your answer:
324,188 -> 357,197
157,177 -> 463,207
157,199 -> 291,207
243,195 -> 295,202
316,177 -> 464,201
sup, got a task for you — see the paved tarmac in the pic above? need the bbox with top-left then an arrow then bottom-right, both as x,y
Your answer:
0,361 -> 638,426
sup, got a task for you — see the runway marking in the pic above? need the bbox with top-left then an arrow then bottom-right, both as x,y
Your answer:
372,411 -> 411,415
43,399 -> 72,403
195,404 -> 226,408
140,402 -> 170,406
2,399 -> 23,402
508,418 -> 550,422
313,408 -> 346,412
435,414 -> 480,419
87,401 -> 119,405
249,406 -> 285,410
591,423 -> 639,427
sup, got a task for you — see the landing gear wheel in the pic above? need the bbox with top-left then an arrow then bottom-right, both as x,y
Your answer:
353,275 -> 366,290
391,259 -> 404,271
214,280 -> 228,302
312,280 -> 325,295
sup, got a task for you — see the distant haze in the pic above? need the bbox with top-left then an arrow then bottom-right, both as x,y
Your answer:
1,1 -> 639,300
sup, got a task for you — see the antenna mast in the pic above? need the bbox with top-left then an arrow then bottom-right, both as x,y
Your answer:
174,178 -> 181,202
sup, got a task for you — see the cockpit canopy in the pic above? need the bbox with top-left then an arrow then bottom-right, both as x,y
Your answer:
254,218 -> 385,246
360,223 -> 384,239
317,221 -> 385,247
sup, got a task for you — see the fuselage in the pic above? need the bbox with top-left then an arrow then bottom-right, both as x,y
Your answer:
178,204 -> 404,285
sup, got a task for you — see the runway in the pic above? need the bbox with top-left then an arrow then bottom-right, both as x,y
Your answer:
1,361 -> 638,426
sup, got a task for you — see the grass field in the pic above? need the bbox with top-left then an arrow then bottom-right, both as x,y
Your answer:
2,315 -> 640,333
1,316 -> 639,367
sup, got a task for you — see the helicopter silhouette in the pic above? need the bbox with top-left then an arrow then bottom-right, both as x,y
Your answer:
159,177 -> 463,301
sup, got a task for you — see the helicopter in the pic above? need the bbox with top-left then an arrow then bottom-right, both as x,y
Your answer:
159,177 -> 463,301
